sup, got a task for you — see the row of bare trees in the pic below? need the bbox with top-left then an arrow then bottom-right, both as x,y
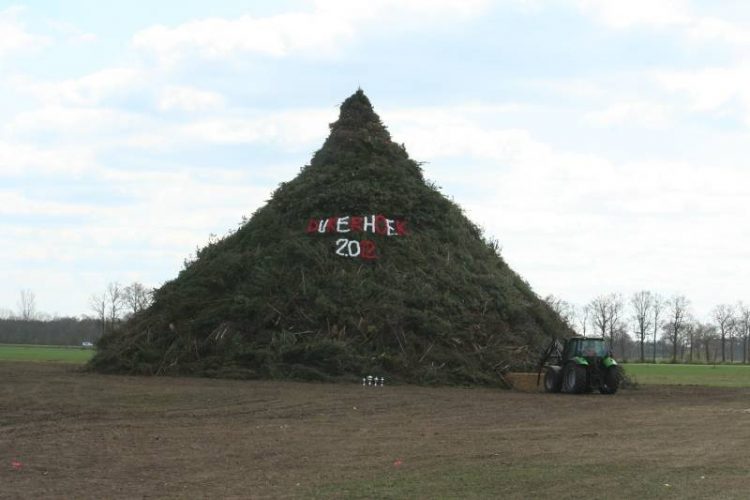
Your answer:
89,282 -> 152,335
0,289 -> 102,345
0,285 -> 152,346
546,292 -> 750,364
0,289 -> 41,321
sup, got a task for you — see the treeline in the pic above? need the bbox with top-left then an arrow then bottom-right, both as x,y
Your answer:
89,281 -> 153,332
1,282 -> 153,346
0,317 -> 101,346
545,292 -> 750,364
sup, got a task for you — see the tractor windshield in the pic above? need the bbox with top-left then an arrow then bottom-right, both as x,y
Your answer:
578,339 -> 608,358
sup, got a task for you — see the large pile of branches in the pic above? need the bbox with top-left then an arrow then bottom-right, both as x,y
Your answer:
90,90 -> 571,385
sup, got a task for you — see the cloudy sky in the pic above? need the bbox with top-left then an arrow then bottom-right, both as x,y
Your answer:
2,0 -> 748,320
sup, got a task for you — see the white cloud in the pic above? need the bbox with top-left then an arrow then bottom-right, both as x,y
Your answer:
0,164 -> 265,312
177,108 -> 336,146
574,0 -> 691,29
313,0 -> 490,20
11,68 -> 143,106
133,13 -> 355,65
132,0 -> 490,65
8,106 -> 148,142
383,105 -> 750,316
0,6 -> 49,56
0,164 -> 273,277
385,104 -> 534,160
0,190 -> 93,216
390,105 -> 749,208
687,16 -> 750,45
5,97 -> 333,155
575,0 -> 750,47
158,85 -> 225,112
655,65 -> 750,122
114,107 -> 335,150
0,141 -> 95,176
584,100 -> 671,128
46,19 -> 97,44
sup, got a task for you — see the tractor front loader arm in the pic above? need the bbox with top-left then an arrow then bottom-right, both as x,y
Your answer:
536,338 -> 563,386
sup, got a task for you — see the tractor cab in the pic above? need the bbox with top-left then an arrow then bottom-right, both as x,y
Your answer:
564,337 -> 608,360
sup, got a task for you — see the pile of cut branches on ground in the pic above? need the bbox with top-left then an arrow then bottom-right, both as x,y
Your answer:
90,90 -> 572,385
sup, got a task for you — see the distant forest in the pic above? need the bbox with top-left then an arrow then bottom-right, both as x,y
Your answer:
1,283 -> 149,346
0,317 -> 101,346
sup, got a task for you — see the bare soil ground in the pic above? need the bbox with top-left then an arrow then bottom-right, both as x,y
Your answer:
2,362 -> 750,499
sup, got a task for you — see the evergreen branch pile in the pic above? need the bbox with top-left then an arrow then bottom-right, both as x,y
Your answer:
90,90 -> 571,385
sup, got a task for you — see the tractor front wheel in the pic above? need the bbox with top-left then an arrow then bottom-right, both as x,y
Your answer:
563,363 -> 587,394
544,366 -> 562,393
600,366 -> 621,395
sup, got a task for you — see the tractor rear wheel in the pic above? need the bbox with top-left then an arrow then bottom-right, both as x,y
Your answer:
543,366 -> 562,393
562,363 -> 587,394
600,366 -> 620,394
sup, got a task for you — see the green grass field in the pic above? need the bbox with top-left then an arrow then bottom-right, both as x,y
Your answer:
625,363 -> 750,387
0,344 -> 94,364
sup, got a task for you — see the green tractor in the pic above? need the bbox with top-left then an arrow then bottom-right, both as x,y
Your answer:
537,337 -> 620,394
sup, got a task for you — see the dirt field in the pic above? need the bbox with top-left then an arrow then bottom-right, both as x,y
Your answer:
2,363 -> 750,499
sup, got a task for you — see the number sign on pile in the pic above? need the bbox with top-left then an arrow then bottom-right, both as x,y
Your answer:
305,215 -> 408,260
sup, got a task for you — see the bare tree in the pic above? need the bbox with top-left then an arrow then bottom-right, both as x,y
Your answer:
631,290 -> 653,362
17,289 -> 37,320
652,294 -> 664,362
106,282 -> 124,328
687,322 -> 714,362
737,302 -> 750,364
685,321 -> 696,362
665,295 -> 690,363
588,294 -> 625,356
608,294 -> 626,358
712,304 -> 735,363
589,295 -> 611,339
123,282 -> 152,316
578,303 -> 590,336
89,292 -> 107,335
699,323 -> 717,363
